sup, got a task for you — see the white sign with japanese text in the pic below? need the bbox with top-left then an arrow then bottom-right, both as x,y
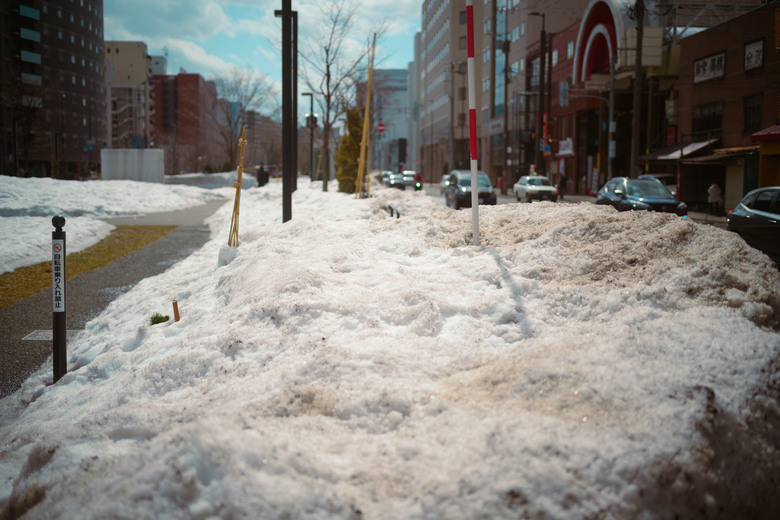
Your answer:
52,239 -> 65,312
745,40 -> 763,71
693,52 -> 725,83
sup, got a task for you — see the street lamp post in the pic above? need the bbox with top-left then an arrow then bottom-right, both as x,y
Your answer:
529,11 -> 545,175
302,92 -> 314,180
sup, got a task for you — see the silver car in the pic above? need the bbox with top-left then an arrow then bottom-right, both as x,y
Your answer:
513,175 -> 558,202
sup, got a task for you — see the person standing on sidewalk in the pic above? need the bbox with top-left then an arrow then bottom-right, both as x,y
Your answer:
558,173 -> 568,200
255,162 -> 268,187
707,183 -> 721,215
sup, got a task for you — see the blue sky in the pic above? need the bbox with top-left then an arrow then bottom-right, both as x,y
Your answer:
104,0 -> 421,112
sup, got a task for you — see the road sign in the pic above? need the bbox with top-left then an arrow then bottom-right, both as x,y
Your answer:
377,123 -> 386,133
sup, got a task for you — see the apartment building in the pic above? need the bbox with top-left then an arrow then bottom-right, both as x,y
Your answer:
0,0 -> 105,178
372,69 -> 410,172
105,41 -> 152,149
150,72 -> 220,173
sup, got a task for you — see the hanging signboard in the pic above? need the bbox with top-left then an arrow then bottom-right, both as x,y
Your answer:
744,40 -> 763,71
693,52 -> 725,83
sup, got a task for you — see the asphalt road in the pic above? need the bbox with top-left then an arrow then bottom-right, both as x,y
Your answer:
0,199 -> 226,398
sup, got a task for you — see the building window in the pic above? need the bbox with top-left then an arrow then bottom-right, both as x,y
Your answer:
520,22 -> 525,36
552,49 -> 558,67
21,73 -> 42,86
459,87 -> 467,100
21,50 -> 41,64
458,113 -> 466,127
20,5 -> 41,20
460,10 -> 467,23
567,41 -> 574,59
20,28 -> 41,42
691,103 -> 723,140
743,94 -> 762,134
459,36 -> 467,49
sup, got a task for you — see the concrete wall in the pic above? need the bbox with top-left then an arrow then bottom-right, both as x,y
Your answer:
100,149 -> 164,182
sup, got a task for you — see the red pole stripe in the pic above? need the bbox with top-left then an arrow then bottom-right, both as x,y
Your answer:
469,109 -> 478,159
466,4 -> 474,58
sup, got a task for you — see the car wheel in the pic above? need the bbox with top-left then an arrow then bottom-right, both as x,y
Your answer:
516,192 -> 521,202
551,197 -> 557,203
526,193 -> 532,203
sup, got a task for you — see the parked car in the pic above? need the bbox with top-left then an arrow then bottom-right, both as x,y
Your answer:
381,170 -> 394,186
439,174 -> 451,195
596,177 -> 687,216
443,170 -> 497,209
401,170 -> 418,190
727,186 -> 780,263
387,172 -> 405,190
639,173 -> 678,198
513,175 -> 558,202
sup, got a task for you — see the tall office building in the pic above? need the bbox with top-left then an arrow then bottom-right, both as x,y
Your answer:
0,0 -> 106,178
105,41 -> 152,149
373,69 -> 410,172
419,0 -> 484,183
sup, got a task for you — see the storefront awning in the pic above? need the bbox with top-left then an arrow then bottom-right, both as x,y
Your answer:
681,145 -> 759,164
751,125 -> 780,142
640,138 -> 719,161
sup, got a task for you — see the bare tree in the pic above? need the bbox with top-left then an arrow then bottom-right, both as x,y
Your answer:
299,0 -> 385,192
213,66 -> 277,169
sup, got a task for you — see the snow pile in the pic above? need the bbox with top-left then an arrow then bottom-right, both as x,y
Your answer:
0,175 -> 226,274
1,178 -> 779,519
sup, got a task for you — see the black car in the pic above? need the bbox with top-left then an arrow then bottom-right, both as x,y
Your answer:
727,186 -> 780,263
443,170 -> 497,209
596,177 -> 687,216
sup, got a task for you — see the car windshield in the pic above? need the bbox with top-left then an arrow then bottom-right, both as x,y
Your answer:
627,180 -> 673,198
527,177 -> 551,186
458,174 -> 492,187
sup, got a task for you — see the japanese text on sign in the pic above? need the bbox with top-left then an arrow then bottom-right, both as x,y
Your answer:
52,239 -> 64,312
693,52 -> 725,83
744,40 -> 763,71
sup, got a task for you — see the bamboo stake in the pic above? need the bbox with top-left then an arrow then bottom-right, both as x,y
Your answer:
356,34 -> 376,199
228,126 -> 247,247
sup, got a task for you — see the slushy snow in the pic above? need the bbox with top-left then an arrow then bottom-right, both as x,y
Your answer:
1,174 -> 779,519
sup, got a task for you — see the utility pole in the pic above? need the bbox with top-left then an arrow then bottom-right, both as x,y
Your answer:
275,0 -> 296,222
629,0 -> 644,179
302,92 -> 314,180
530,12 -> 546,175
502,38 -> 510,193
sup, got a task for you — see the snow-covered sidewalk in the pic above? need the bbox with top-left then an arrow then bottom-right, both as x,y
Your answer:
1,176 -> 779,518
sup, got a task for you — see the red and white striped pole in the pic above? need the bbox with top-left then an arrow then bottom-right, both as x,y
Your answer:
466,0 -> 479,246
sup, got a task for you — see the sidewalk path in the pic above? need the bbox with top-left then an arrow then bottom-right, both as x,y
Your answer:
0,200 -> 226,398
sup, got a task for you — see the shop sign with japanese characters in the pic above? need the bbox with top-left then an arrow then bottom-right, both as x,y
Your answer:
744,40 -> 763,71
693,52 -> 725,83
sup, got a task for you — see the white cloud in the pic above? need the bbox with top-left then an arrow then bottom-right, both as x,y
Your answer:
106,1 -> 231,42
166,39 -> 233,77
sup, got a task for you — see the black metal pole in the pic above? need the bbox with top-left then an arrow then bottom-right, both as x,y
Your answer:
276,1 -> 294,222
52,215 -> 67,382
292,10 -> 298,192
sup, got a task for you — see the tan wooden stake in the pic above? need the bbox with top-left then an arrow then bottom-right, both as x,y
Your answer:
356,34 -> 376,199
172,300 -> 180,322
228,126 -> 247,247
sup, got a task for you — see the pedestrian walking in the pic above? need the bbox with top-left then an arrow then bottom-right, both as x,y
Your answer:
558,173 -> 567,200
707,183 -> 721,215
255,162 -> 268,187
